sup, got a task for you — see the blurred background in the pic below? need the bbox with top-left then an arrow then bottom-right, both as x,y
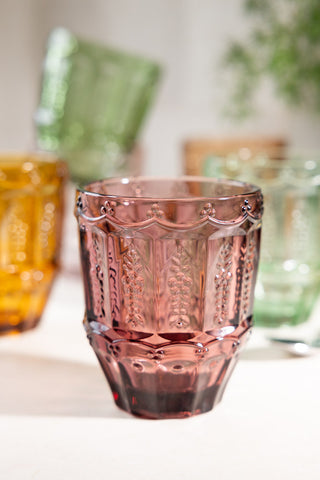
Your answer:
1,0 -> 320,177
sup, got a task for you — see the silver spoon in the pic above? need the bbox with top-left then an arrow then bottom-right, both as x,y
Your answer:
268,337 -> 320,357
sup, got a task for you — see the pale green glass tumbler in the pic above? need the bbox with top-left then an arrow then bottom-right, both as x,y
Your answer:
204,154 -> 320,328
35,28 -> 162,184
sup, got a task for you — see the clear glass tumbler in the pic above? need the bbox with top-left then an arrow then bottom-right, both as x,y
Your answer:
0,152 -> 68,334
204,154 -> 320,328
75,177 -> 263,418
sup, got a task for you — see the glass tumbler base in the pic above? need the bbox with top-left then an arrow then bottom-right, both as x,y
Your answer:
0,316 -> 41,336
111,382 -> 221,419
86,320 -> 247,420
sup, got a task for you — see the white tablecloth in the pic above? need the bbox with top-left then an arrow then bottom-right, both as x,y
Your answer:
1,268 -> 320,480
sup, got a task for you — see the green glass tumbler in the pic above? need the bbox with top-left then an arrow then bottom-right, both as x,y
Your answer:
204,153 -> 320,328
35,28 -> 162,184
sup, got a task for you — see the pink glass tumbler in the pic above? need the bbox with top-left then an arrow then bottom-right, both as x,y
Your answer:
75,177 -> 263,418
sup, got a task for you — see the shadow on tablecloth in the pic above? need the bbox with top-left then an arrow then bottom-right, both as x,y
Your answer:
0,352 -> 129,419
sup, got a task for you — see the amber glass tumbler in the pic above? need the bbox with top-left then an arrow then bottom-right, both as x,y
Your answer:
0,153 -> 68,334
75,177 -> 263,418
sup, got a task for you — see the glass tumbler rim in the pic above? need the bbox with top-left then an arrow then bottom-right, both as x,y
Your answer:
0,151 -> 68,192
209,152 -> 320,171
77,175 -> 261,202
0,151 -> 67,170
249,154 -> 320,170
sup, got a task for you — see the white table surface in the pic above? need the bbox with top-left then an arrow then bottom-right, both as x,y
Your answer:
1,255 -> 320,480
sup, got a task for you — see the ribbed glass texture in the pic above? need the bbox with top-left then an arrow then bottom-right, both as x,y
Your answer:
35,28 -> 162,184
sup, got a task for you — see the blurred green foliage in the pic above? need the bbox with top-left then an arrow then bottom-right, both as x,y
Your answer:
223,0 -> 320,119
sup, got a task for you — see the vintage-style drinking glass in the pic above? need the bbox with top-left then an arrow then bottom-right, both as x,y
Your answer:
75,177 -> 263,418
0,152 -> 68,334
35,28 -> 162,184
204,154 -> 320,328
183,137 -> 287,176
